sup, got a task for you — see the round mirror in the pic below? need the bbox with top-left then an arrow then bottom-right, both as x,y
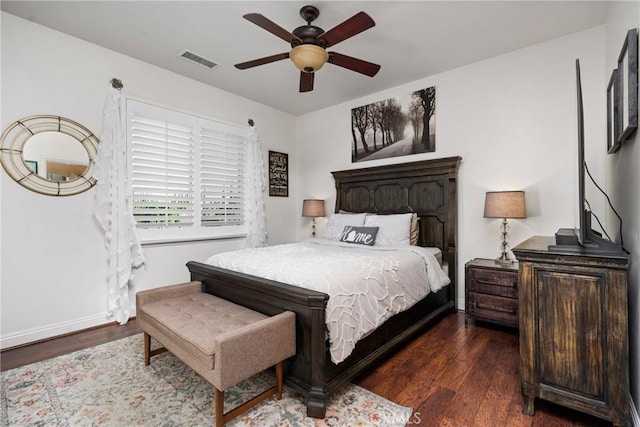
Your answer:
23,131 -> 91,182
0,115 -> 99,196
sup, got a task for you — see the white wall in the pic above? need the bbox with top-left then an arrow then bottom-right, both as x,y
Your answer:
295,26 -> 607,310
605,2 -> 640,420
0,13 -> 298,348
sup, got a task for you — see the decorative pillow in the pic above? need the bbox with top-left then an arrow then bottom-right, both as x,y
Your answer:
324,213 -> 367,241
364,213 -> 413,246
339,226 -> 379,246
410,213 -> 419,245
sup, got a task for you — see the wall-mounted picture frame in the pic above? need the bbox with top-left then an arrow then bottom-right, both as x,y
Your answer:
351,86 -> 436,163
617,27 -> 638,143
268,150 -> 288,197
607,68 -> 622,154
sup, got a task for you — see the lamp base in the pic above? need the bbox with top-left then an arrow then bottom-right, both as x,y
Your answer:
494,218 -> 516,266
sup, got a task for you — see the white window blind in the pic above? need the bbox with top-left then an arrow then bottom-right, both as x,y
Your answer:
126,100 -> 248,242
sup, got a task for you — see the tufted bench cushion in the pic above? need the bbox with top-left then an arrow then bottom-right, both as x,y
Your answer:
139,292 -> 268,371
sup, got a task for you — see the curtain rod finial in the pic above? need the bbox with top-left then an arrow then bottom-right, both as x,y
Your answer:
110,78 -> 124,90
248,118 -> 254,127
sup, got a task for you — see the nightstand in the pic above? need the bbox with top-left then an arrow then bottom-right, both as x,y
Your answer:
465,258 -> 519,328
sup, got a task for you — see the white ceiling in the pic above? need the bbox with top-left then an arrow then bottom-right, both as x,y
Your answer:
1,1 -> 610,116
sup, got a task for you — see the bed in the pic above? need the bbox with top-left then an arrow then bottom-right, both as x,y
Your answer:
186,156 -> 461,418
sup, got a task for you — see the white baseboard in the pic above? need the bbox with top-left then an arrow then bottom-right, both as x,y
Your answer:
1,312 -> 114,350
1,304 -> 139,350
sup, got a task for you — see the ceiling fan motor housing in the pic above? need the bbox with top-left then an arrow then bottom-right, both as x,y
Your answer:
291,25 -> 326,47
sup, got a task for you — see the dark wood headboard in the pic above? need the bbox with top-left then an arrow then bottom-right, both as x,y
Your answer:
331,156 -> 461,295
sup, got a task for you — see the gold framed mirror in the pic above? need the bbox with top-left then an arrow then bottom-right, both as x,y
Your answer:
0,115 -> 99,196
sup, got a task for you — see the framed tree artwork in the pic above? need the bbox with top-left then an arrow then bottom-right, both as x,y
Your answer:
617,28 -> 638,143
268,150 -> 288,197
351,86 -> 436,162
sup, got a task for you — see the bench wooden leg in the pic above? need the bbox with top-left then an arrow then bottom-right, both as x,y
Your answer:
276,361 -> 283,400
215,361 -> 285,426
142,332 -> 169,365
215,388 -> 224,427
144,332 -> 151,366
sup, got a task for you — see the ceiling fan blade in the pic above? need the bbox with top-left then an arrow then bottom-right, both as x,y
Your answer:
317,11 -> 375,48
328,52 -> 380,77
235,52 -> 289,70
243,13 -> 302,44
300,72 -> 314,92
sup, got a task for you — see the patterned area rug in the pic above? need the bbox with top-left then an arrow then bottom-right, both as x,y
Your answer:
1,334 -> 412,426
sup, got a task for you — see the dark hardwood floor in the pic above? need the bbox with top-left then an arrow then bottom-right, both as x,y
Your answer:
1,312 -> 610,426
355,313 -> 610,427
0,319 -> 141,371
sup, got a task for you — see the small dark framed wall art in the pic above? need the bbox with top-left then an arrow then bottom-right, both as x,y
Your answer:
617,28 -> 638,143
268,150 -> 288,197
607,68 -> 622,153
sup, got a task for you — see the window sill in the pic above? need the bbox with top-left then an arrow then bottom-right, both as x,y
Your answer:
141,234 -> 247,247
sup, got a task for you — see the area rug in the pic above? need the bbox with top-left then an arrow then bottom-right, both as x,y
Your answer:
1,334 -> 413,426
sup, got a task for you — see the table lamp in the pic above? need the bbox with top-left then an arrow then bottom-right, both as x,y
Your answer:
484,191 -> 526,264
302,199 -> 325,237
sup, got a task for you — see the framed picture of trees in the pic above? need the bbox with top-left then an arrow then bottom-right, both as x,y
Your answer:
351,86 -> 436,162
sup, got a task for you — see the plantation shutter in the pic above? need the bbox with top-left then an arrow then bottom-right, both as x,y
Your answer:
126,99 -> 248,242
200,126 -> 246,227
130,113 -> 194,228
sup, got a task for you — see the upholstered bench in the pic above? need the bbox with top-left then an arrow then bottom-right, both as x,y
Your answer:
136,281 -> 296,427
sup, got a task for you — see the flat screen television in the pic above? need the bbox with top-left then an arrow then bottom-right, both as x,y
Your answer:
549,59 -> 622,254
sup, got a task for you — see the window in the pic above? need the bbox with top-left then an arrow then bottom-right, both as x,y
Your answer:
126,100 -> 248,242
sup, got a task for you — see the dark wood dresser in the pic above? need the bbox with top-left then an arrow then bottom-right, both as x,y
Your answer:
512,236 -> 630,427
465,258 -> 519,328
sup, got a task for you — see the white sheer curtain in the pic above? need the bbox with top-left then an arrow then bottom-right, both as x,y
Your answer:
244,125 -> 267,248
94,84 -> 145,324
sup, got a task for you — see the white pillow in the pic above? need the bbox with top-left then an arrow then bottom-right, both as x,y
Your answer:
324,213 -> 367,241
364,213 -> 413,246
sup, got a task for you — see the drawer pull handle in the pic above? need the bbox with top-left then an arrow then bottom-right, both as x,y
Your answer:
475,302 -> 517,314
477,279 -> 518,288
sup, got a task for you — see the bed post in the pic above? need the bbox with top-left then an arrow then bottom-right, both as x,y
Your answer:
306,303 -> 329,418
446,163 -> 459,310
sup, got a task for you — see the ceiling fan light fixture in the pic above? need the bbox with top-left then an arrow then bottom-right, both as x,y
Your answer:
290,44 -> 328,73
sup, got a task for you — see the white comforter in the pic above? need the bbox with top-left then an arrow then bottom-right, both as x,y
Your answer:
206,239 -> 450,364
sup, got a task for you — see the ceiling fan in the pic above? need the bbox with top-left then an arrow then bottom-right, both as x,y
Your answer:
234,5 -> 381,93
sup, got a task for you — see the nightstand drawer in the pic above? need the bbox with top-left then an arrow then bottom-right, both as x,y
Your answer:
467,292 -> 518,327
468,268 -> 518,299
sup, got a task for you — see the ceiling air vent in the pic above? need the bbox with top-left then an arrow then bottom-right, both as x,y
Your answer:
178,50 -> 219,70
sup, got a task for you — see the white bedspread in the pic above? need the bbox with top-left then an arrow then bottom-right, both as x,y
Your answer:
206,239 -> 450,364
